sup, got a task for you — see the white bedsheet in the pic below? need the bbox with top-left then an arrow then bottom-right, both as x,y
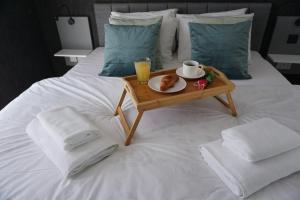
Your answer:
66,47 -> 291,86
1,48 -> 300,200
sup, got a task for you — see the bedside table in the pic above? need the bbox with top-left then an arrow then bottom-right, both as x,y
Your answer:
268,54 -> 300,70
268,54 -> 300,85
54,49 -> 92,66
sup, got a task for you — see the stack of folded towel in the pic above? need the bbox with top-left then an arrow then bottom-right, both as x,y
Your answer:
26,106 -> 118,178
200,118 -> 300,198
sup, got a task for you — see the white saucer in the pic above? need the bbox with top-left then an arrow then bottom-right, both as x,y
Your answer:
176,67 -> 205,79
148,75 -> 187,93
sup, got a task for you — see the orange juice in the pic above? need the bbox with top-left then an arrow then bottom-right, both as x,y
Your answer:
134,58 -> 151,84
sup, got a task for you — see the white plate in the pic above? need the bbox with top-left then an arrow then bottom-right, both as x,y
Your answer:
148,75 -> 187,93
176,67 -> 205,79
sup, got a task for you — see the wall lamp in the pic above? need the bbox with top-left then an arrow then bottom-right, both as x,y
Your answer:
55,4 -> 75,25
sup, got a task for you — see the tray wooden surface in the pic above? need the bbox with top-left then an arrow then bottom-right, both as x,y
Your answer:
122,66 -> 235,111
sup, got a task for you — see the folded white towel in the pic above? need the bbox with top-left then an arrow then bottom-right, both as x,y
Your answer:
37,106 -> 100,151
222,118 -> 300,162
27,119 -> 119,178
201,140 -> 300,198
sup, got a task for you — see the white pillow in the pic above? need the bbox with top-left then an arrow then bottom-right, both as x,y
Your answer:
177,8 -> 247,62
111,9 -> 177,18
111,9 -> 178,63
109,16 -> 162,26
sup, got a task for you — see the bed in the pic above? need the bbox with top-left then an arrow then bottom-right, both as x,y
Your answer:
1,2 -> 300,200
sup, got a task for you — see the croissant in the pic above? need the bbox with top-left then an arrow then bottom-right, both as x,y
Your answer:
160,75 -> 179,91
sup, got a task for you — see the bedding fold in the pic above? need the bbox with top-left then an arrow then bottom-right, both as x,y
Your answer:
222,118 -> 300,162
200,140 -> 300,198
26,119 -> 119,178
37,106 -> 100,151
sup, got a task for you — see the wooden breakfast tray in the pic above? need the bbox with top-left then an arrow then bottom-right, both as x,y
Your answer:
115,66 -> 237,145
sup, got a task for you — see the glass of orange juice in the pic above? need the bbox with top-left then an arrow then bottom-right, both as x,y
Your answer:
134,57 -> 151,84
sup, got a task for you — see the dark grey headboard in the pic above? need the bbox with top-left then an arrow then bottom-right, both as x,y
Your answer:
94,2 -> 271,51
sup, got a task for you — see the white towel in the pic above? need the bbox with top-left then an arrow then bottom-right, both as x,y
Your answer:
222,118 -> 300,162
37,106 -> 100,151
201,140 -> 300,198
27,119 -> 119,178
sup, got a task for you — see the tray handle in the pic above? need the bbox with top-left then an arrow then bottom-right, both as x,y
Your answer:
124,81 -> 139,104
206,66 -> 235,90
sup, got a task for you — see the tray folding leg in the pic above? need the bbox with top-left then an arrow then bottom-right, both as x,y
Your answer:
226,92 -> 237,117
114,89 -> 144,146
124,110 -> 144,146
114,89 -> 127,116
214,92 -> 237,117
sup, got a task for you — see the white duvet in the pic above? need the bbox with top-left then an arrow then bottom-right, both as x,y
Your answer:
0,48 -> 300,200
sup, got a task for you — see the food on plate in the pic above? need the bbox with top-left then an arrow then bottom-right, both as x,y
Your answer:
160,75 -> 179,91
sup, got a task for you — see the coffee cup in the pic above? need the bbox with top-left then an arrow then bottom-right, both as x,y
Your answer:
182,60 -> 204,77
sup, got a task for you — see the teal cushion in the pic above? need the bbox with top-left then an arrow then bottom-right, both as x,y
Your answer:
189,21 -> 252,79
100,23 -> 160,77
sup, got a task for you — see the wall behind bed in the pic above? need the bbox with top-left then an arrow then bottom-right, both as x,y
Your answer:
34,0 -> 300,75
0,0 -> 55,109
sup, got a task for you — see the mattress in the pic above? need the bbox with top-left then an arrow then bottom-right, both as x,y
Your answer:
1,48 -> 300,200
